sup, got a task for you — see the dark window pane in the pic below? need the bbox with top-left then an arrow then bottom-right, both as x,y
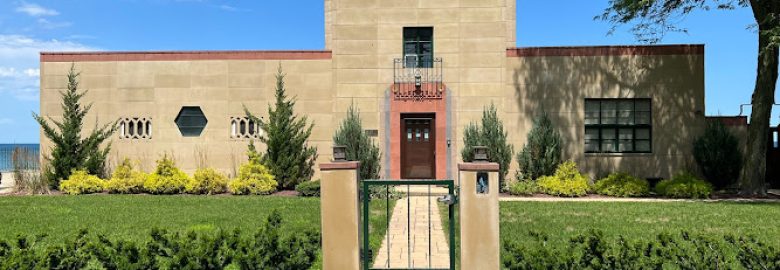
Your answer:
175,107 -> 208,137
601,101 -> 617,124
636,140 -> 651,152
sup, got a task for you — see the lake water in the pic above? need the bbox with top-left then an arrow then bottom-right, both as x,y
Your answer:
0,144 -> 40,172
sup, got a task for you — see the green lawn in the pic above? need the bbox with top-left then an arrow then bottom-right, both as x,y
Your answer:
0,195 -> 321,243
501,201 -> 780,246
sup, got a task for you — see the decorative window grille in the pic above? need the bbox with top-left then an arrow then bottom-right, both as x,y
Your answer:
230,117 -> 263,139
119,117 -> 152,140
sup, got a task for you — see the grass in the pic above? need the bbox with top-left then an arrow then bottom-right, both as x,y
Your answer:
500,201 -> 780,246
366,197 -> 396,265
0,195 -> 321,243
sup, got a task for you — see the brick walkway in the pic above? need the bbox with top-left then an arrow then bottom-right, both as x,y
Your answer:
372,195 -> 450,269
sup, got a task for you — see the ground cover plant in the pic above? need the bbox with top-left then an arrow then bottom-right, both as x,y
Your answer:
536,161 -> 590,197
655,172 -> 713,199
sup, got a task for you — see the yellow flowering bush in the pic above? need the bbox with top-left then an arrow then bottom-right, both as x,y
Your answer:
185,168 -> 228,195
143,155 -> 190,194
536,161 -> 590,197
229,161 -> 277,195
60,170 -> 105,195
106,158 -> 146,194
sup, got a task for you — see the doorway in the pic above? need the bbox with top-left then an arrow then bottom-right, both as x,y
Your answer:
401,114 -> 436,179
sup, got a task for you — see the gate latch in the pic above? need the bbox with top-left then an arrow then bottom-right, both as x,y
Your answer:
438,194 -> 457,205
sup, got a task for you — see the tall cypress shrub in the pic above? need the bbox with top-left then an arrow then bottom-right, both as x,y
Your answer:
693,121 -> 743,189
33,65 -> 117,187
245,64 -> 318,190
333,103 -> 381,180
461,103 -> 514,187
516,113 -> 562,181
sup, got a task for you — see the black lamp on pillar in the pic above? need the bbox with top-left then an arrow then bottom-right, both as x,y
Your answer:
473,146 -> 488,162
333,145 -> 347,162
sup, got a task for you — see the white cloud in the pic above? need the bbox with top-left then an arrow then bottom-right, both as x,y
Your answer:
15,3 -> 59,17
36,18 -> 72,29
0,35 -> 97,101
218,4 -> 250,12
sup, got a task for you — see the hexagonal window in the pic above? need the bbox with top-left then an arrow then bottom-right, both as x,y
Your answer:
175,106 -> 208,137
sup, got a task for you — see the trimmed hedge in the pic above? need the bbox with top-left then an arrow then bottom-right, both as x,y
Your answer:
593,172 -> 650,197
507,180 -> 537,196
655,172 -> 713,199
536,161 -> 589,197
295,180 -> 320,197
186,167 -> 229,194
59,170 -> 105,195
229,161 -> 277,195
502,230 -> 780,269
143,155 -> 190,194
106,159 -> 146,194
0,210 -> 320,269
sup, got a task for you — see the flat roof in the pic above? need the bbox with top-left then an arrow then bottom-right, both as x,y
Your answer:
40,50 -> 332,62
507,44 -> 704,57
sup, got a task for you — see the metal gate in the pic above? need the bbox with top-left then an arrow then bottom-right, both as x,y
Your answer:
361,179 -> 457,270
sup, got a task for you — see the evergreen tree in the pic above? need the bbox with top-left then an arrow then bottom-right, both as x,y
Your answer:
516,113 -> 562,181
461,103 -> 514,188
333,103 -> 381,180
693,121 -> 743,189
245,64 -> 317,190
33,64 -> 117,187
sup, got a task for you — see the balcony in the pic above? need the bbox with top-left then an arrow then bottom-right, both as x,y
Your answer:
393,57 -> 443,101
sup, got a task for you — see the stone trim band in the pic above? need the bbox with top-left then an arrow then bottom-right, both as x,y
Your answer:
41,50 -> 332,62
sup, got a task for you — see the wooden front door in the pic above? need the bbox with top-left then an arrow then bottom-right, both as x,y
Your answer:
401,115 -> 435,179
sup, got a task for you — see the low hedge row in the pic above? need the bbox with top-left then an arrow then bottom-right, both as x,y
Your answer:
0,211 -> 320,269
503,231 -> 780,269
60,157 -> 278,195
510,161 -> 714,199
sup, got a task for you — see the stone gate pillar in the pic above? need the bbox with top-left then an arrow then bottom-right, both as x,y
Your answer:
458,162 -> 500,270
320,161 -> 360,270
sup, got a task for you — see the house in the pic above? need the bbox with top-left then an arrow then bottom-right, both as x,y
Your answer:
39,0 -> 705,181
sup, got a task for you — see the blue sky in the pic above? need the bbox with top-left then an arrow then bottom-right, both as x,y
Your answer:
0,0 -> 767,143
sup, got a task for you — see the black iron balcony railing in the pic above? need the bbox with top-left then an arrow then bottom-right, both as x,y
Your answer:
393,57 -> 443,101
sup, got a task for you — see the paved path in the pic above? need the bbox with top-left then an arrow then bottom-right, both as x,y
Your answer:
373,195 -> 450,269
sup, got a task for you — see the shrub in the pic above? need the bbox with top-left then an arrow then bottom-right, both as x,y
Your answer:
245,64 -> 318,190
59,170 -> 105,195
0,210 -> 321,269
229,160 -> 277,195
593,172 -> 650,197
516,113 -> 562,181
507,180 -> 537,196
106,159 -> 146,194
186,168 -> 228,194
536,161 -> 589,197
295,180 -> 320,197
655,172 -> 713,199
33,65 -> 117,187
334,103 -> 381,180
693,121 -> 743,189
502,230 -> 780,269
143,155 -> 189,194
461,103 -> 514,188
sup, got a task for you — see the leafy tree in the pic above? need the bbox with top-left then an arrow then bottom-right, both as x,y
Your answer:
516,113 -> 563,181
461,103 -> 514,187
33,64 -> 116,187
333,103 -> 381,180
599,0 -> 780,195
245,64 -> 317,190
693,120 -> 743,189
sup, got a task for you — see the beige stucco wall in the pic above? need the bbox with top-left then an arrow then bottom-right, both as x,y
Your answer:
40,59 -> 333,178
327,0 -> 516,179
40,1 -> 706,183
504,53 -> 706,180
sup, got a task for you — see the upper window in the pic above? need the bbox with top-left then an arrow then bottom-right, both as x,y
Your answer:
230,116 -> 263,139
403,27 -> 433,68
584,99 -> 652,153
175,106 -> 208,137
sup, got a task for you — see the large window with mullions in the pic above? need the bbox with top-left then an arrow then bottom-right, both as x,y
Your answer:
403,27 -> 433,68
585,99 -> 652,153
